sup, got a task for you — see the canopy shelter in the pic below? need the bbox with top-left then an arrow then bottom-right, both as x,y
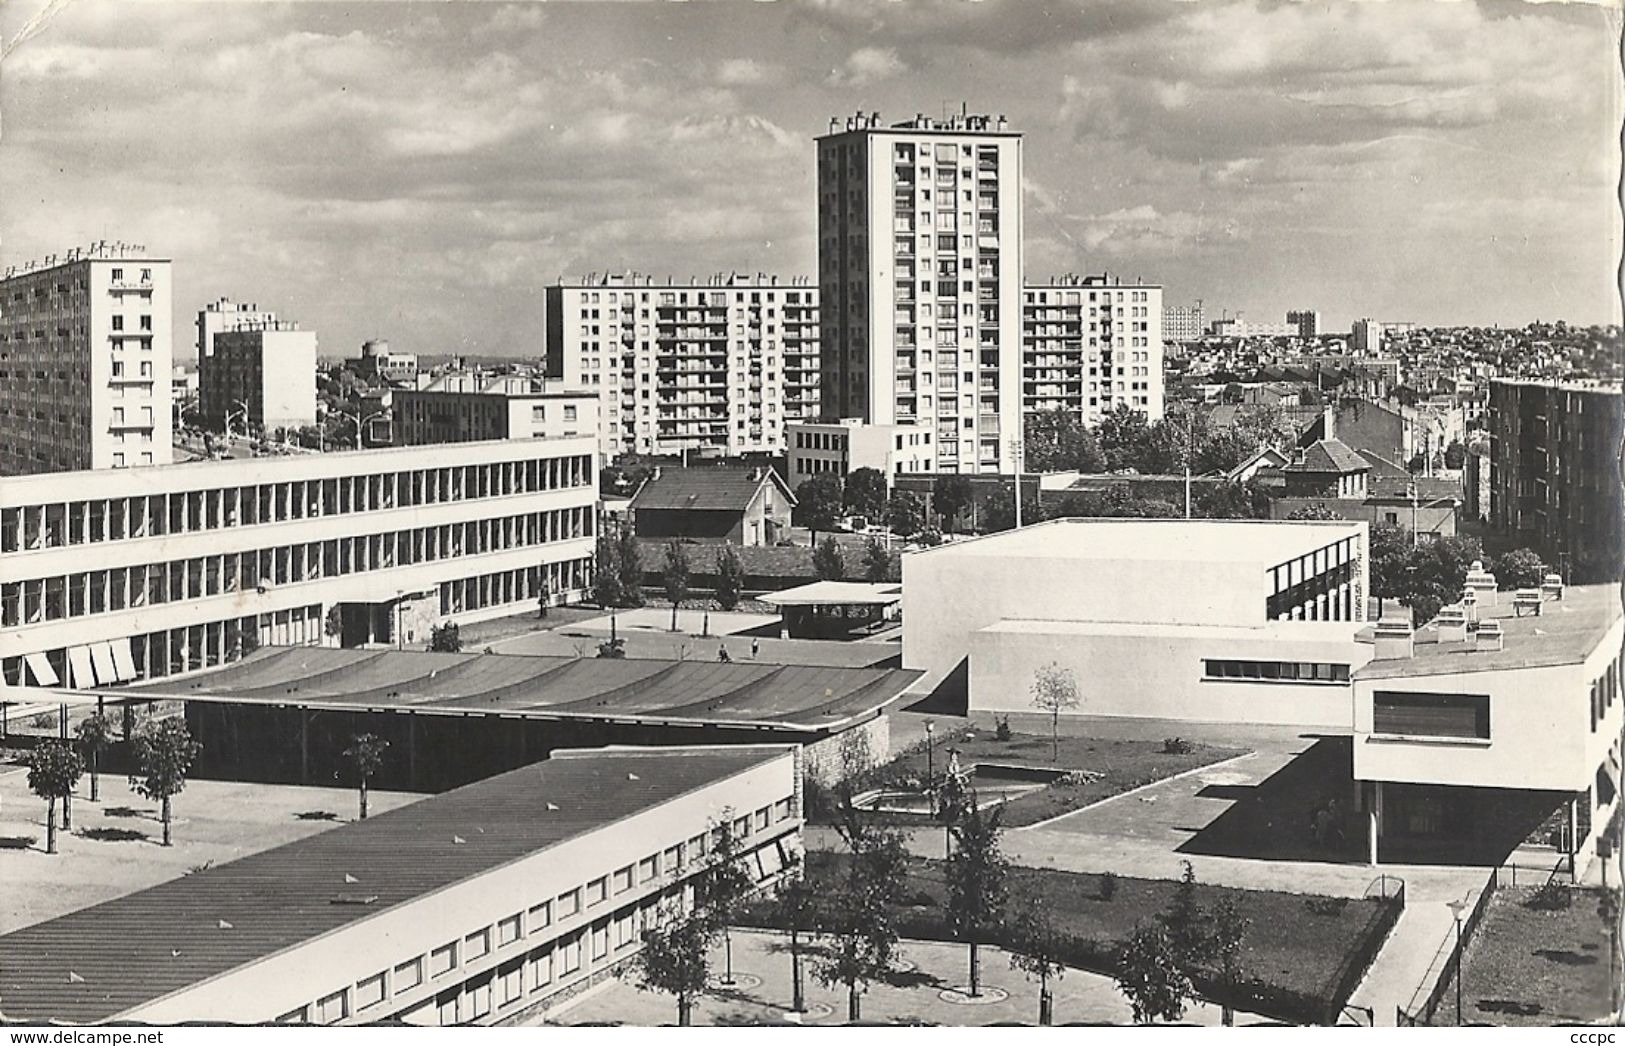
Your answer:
759,581 -> 902,639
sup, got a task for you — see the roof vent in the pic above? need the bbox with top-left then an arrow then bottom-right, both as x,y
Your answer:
627,772 -> 640,781
1373,617 -> 1414,660
1436,604 -> 1469,644
331,894 -> 379,906
1541,573 -> 1564,601
1464,561 -> 1498,606
1475,619 -> 1504,652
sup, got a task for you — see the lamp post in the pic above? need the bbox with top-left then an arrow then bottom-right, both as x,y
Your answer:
924,720 -> 935,792
1446,897 -> 1468,1025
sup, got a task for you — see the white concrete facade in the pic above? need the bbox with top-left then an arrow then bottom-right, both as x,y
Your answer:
393,384 -> 599,446
0,245 -> 173,474
785,418 -> 936,482
0,438 -> 597,690
1022,275 -> 1164,425
817,111 -> 1023,476
200,323 -> 318,431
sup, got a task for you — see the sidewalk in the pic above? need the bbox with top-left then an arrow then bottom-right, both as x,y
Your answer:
1346,890 -> 1476,1026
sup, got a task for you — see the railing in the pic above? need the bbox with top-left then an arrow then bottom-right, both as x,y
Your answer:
1318,875 -> 1406,1024
1396,863 -> 1504,1025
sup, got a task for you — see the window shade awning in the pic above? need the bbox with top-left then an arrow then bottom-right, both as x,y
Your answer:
67,646 -> 97,688
23,652 -> 58,687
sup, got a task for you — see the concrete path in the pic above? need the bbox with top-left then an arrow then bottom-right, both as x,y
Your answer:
1346,889 -> 1474,1026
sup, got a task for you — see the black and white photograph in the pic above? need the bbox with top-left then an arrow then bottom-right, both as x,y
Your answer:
0,0 -> 1620,1031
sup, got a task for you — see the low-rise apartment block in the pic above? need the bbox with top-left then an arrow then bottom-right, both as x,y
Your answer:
197,300 -> 317,431
785,417 -> 936,481
393,374 -> 598,446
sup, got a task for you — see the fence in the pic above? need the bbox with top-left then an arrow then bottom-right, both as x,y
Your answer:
1316,874 -> 1405,1026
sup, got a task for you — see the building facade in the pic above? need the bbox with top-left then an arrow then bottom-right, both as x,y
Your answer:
785,418 -> 936,481
1162,302 -> 1205,344
1487,378 -> 1624,583
0,243 -> 173,475
1022,274 -> 1164,426
199,320 -> 318,432
817,110 -> 1023,475
393,378 -> 598,446
1351,318 -> 1382,355
0,438 -> 597,690
1287,310 -> 1321,339
355,339 -> 419,387
545,273 -> 819,461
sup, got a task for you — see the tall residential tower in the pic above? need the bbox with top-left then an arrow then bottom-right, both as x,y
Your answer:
816,109 -> 1023,474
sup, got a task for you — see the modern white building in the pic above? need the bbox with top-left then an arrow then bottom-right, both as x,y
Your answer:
1162,302 -> 1205,344
198,314 -> 318,432
0,744 -> 803,1026
544,272 -> 819,460
785,417 -> 936,482
903,518 -> 1370,729
817,110 -> 1023,475
0,243 -> 173,474
1022,274 -> 1164,425
0,438 -> 597,689
392,375 -> 598,446
1352,584 -> 1622,868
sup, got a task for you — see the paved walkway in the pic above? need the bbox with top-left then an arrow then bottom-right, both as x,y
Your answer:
1346,890 -> 1473,1026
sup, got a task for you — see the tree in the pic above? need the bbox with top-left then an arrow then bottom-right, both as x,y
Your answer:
813,536 -> 847,581
1208,898 -> 1250,1026
130,716 -> 201,847
978,484 -> 1045,534
1030,662 -> 1080,761
774,860 -> 822,1013
695,813 -> 756,987
75,710 -> 116,803
616,529 -> 646,607
341,733 -> 389,820
662,540 -> 691,632
794,475 -> 844,544
933,474 -> 975,530
862,537 -> 894,582
592,531 -> 624,608
1023,408 -> 1105,473
633,906 -> 712,1026
1116,921 -> 1194,1024
1402,534 -> 1484,625
324,604 -> 344,642
844,468 -> 888,520
1009,906 -> 1068,1026
714,543 -> 744,610
429,622 -> 462,653
945,802 -> 1009,996
1443,439 -> 1467,470
28,740 -> 83,854
816,817 -> 908,1021
886,490 -> 925,538
1159,861 -> 1209,969
1286,503 -> 1342,521
1494,548 -> 1545,590
1096,403 -> 1155,472
1368,523 -> 1412,602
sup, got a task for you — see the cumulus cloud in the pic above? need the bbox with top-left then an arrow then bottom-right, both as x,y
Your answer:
827,46 -> 905,86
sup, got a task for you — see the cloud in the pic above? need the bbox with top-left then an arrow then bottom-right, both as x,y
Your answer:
827,46 -> 905,87
715,58 -> 776,86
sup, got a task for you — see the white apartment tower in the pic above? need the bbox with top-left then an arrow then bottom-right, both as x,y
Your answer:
816,109 -> 1023,475
545,273 -> 819,460
0,243 -> 174,475
1022,275 -> 1164,426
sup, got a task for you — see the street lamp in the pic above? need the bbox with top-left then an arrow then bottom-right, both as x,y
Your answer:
342,407 -> 388,450
1007,438 -> 1025,529
1445,896 -> 1468,1025
924,720 -> 935,792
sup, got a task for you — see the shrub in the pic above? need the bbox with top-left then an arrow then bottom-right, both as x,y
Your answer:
917,529 -> 944,547
1527,880 -> 1573,911
1162,737 -> 1194,755
907,889 -> 939,909
1304,896 -> 1349,917
1099,871 -> 1119,902
995,716 -> 1013,741
429,622 -> 462,653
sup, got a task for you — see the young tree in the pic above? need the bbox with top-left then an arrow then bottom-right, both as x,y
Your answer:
341,733 -> 389,820
1494,548 -> 1545,589
1159,861 -> 1210,969
75,710 -> 116,803
844,468 -> 888,521
813,536 -> 847,581
932,474 -> 975,531
592,531 -> 624,608
1116,921 -> 1194,1024
1009,906 -> 1069,1026
1208,898 -> 1251,1026
429,622 -> 462,653
773,862 -> 822,1013
714,544 -> 744,610
616,529 -> 646,607
695,812 -> 756,986
946,802 -> 1009,996
130,716 -> 201,847
816,817 -> 908,1021
662,540 -> 692,632
886,490 -> 925,539
28,740 -> 83,854
633,906 -> 713,1026
862,537 -> 893,583
793,474 -> 845,544
1030,662 -> 1080,761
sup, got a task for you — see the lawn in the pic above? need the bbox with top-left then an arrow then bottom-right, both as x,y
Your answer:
1440,884 -> 1617,1026
742,853 -> 1397,1025
815,728 -> 1247,829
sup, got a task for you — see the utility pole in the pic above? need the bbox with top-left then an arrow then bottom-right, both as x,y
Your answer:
1008,437 -> 1025,530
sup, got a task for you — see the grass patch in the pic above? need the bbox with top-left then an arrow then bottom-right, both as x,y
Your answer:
742,853 -> 1394,1025
1440,884 -> 1615,1026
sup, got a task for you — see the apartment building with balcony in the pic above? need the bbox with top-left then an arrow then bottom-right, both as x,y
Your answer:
0,438 -> 596,690
1162,302 -> 1205,344
0,243 -> 173,475
544,273 -> 819,461
1021,274 -> 1164,426
197,305 -> 318,432
1487,378 -> 1624,583
817,109 -> 1023,475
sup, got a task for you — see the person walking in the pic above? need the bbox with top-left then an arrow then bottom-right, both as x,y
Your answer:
717,643 -> 732,663
751,637 -> 761,660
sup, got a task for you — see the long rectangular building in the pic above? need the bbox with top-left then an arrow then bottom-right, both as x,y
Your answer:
0,438 -> 597,690
1022,274 -> 1164,426
544,273 -> 820,460
0,744 -> 802,1026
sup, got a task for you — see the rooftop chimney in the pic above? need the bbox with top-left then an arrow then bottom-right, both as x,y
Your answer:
1373,616 -> 1415,660
1436,604 -> 1469,645
1464,560 -> 1498,606
1475,619 -> 1504,652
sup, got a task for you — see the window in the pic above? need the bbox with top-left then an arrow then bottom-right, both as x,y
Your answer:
1373,692 -> 1490,740
638,855 -> 659,883
755,806 -> 771,831
1202,659 -> 1349,684
529,900 -> 552,930
315,989 -> 349,1024
775,797 -> 794,822
591,923 -> 609,961
557,888 -> 581,918
662,843 -> 684,871
586,877 -> 608,907
615,908 -> 636,948
498,913 -> 522,947
560,933 -> 583,974
564,405 -> 577,422
468,977 -> 491,1019
430,942 -> 458,978
528,947 -> 554,988
356,972 -> 386,1011
394,957 -> 423,992
613,865 -> 634,894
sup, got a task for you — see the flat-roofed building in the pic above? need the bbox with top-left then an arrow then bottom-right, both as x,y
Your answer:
785,417 -> 936,481
545,272 -> 820,460
1022,274 -> 1164,425
0,744 -> 803,1026
393,375 -> 598,446
198,314 -> 317,433
0,438 -> 596,690
904,517 -> 1370,728
0,243 -> 173,474
1353,584 -> 1622,868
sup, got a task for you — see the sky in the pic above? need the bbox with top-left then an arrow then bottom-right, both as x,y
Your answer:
2,0 -> 1621,361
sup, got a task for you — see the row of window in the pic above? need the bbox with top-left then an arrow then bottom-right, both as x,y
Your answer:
1589,648 -> 1622,733
1372,691 -> 1490,741
1203,659 -> 1352,684
0,454 -> 593,552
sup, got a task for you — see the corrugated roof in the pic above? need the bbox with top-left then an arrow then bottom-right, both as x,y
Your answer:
1285,439 -> 1370,475
101,648 -> 919,732
630,467 -> 794,512
0,746 -> 786,1024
